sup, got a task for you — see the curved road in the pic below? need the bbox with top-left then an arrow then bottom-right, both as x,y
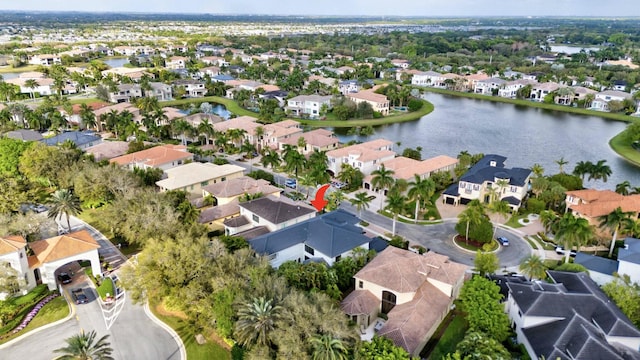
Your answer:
340,202 -> 531,268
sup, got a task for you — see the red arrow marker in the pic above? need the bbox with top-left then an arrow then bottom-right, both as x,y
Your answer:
310,184 -> 330,211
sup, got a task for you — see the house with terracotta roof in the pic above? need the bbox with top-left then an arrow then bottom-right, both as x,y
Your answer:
156,162 -> 244,194
0,230 -> 102,297
278,128 -> 340,154
443,154 -> 532,211
565,189 -> 640,229
363,155 -> 458,191
326,139 -> 395,177
341,247 -> 468,356
84,141 -> 130,161
110,144 -> 193,170
261,120 -> 303,150
199,176 -> 282,229
347,90 -> 390,115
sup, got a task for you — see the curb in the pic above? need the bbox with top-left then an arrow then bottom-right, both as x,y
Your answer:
451,234 -> 501,254
0,293 -> 75,349
143,302 -> 186,360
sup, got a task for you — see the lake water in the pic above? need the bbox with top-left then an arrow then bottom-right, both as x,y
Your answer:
179,103 -> 231,119
332,93 -> 640,190
103,58 -> 129,68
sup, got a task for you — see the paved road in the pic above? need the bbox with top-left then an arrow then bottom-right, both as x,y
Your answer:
2,278 -> 181,360
340,202 -> 531,267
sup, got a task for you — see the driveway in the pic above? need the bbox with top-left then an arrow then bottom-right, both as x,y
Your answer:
340,202 -> 531,267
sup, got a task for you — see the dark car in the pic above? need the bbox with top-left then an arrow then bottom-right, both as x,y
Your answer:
497,236 -> 510,246
57,272 -> 72,284
71,288 -> 88,304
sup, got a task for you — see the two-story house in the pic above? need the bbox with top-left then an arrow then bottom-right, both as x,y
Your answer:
565,189 -> 640,230
173,79 -> 207,98
286,95 -> 332,119
223,196 -> 316,237
497,79 -> 537,98
443,154 -> 532,211
248,209 -> 374,268
156,162 -> 244,194
110,144 -> 193,171
28,54 -> 62,66
341,247 -> 468,357
474,77 -> 507,95
166,56 -> 188,70
279,128 -> 340,154
506,271 -> 640,360
347,90 -> 390,115
411,71 -> 446,88
591,90 -> 632,111
530,82 -> 560,102
326,139 -> 395,177
363,155 -> 459,191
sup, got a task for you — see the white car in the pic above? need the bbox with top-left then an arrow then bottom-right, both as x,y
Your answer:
555,246 -> 577,257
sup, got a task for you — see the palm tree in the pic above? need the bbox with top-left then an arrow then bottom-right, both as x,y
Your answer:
519,255 -> 547,280
227,128 -> 247,149
53,329 -> 113,360
555,157 -> 569,174
79,103 -> 97,131
197,119 -> 215,145
350,191 -> 374,218
530,163 -> 544,178
488,200 -> 511,238
260,149 -> 281,170
283,145 -> 307,186
457,201 -> 484,244
24,79 -> 39,101
241,140 -> 257,171
310,334 -> 348,360
616,181 -> 632,195
623,219 -> 640,238
599,207 -> 634,257
234,297 -> 282,348
556,212 -> 593,263
589,159 -> 612,184
370,165 -> 395,209
172,119 -> 192,145
408,175 -> 436,223
539,210 -> 560,234
572,160 -> 593,181
48,189 -> 82,232
254,125 -> 265,151
385,190 -> 405,236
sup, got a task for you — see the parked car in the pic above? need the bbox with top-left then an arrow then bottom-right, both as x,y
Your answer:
331,181 -> 347,189
29,204 -> 48,213
285,178 -> 297,189
57,272 -> 72,285
496,236 -> 510,246
555,246 -> 577,257
71,288 -> 88,304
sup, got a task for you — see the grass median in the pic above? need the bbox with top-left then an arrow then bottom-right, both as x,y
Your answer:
609,130 -> 640,166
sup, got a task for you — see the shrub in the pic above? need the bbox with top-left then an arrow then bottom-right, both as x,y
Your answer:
408,98 -> 423,112
213,157 -> 229,165
247,170 -> 275,184
526,198 -> 546,213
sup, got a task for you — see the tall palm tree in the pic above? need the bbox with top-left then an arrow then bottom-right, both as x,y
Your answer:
488,200 -> 511,238
48,189 -> 82,232
556,212 -> 593,263
539,210 -> 560,234
24,79 -> 39,101
408,175 -> 436,223
197,119 -> 215,145
260,149 -> 281,170
254,125 -> 265,151
530,163 -> 545,178
370,165 -> 395,209
572,160 -> 593,182
172,119 -> 192,146
623,219 -> 640,238
385,190 -> 405,236
283,145 -> 306,190
616,181 -> 632,196
310,334 -> 348,360
350,192 -> 374,218
458,201 -> 484,244
519,255 -> 547,280
53,329 -> 113,360
241,140 -> 257,171
79,103 -> 97,131
599,207 -> 634,257
234,297 -> 282,348
555,157 -> 569,174
589,159 -> 612,184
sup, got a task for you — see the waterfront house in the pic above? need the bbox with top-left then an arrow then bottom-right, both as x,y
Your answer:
326,139 -> 395,177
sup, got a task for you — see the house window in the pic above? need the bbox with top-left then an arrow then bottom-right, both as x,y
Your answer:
201,181 -> 209,187
358,281 -> 363,289
510,186 -> 518,193
518,310 -> 522,318
305,244 -> 315,255
19,252 -> 23,258
381,291 -> 397,314
268,253 -> 277,261
473,185 -> 480,191
252,214 -> 260,223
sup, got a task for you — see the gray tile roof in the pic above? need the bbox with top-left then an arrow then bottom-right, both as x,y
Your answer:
574,252 -> 618,275
460,154 -> 531,187
239,197 -> 316,225
249,209 -> 370,258
5,129 -> 43,141
508,271 -> 640,360
41,131 -> 101,147
618,238 -> 640,265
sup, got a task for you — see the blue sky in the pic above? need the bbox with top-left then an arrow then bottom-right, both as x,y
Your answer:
1,0 -> 638,17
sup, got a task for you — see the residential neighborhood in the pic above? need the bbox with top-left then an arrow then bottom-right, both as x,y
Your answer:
2,10 -> 640,360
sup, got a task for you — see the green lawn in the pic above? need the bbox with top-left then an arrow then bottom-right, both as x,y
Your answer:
296,100 -> 434,128
609,130 -> 640,166
149,300 -> 231,360
0,65 -> 40,73
422,310 -> 468,359
524,236 -> 539,250
504,214 -> 526,228
96,278 -> 115,300
454,237 -> 499,252
0,295 -> 69,345
69,97 -> 104,105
